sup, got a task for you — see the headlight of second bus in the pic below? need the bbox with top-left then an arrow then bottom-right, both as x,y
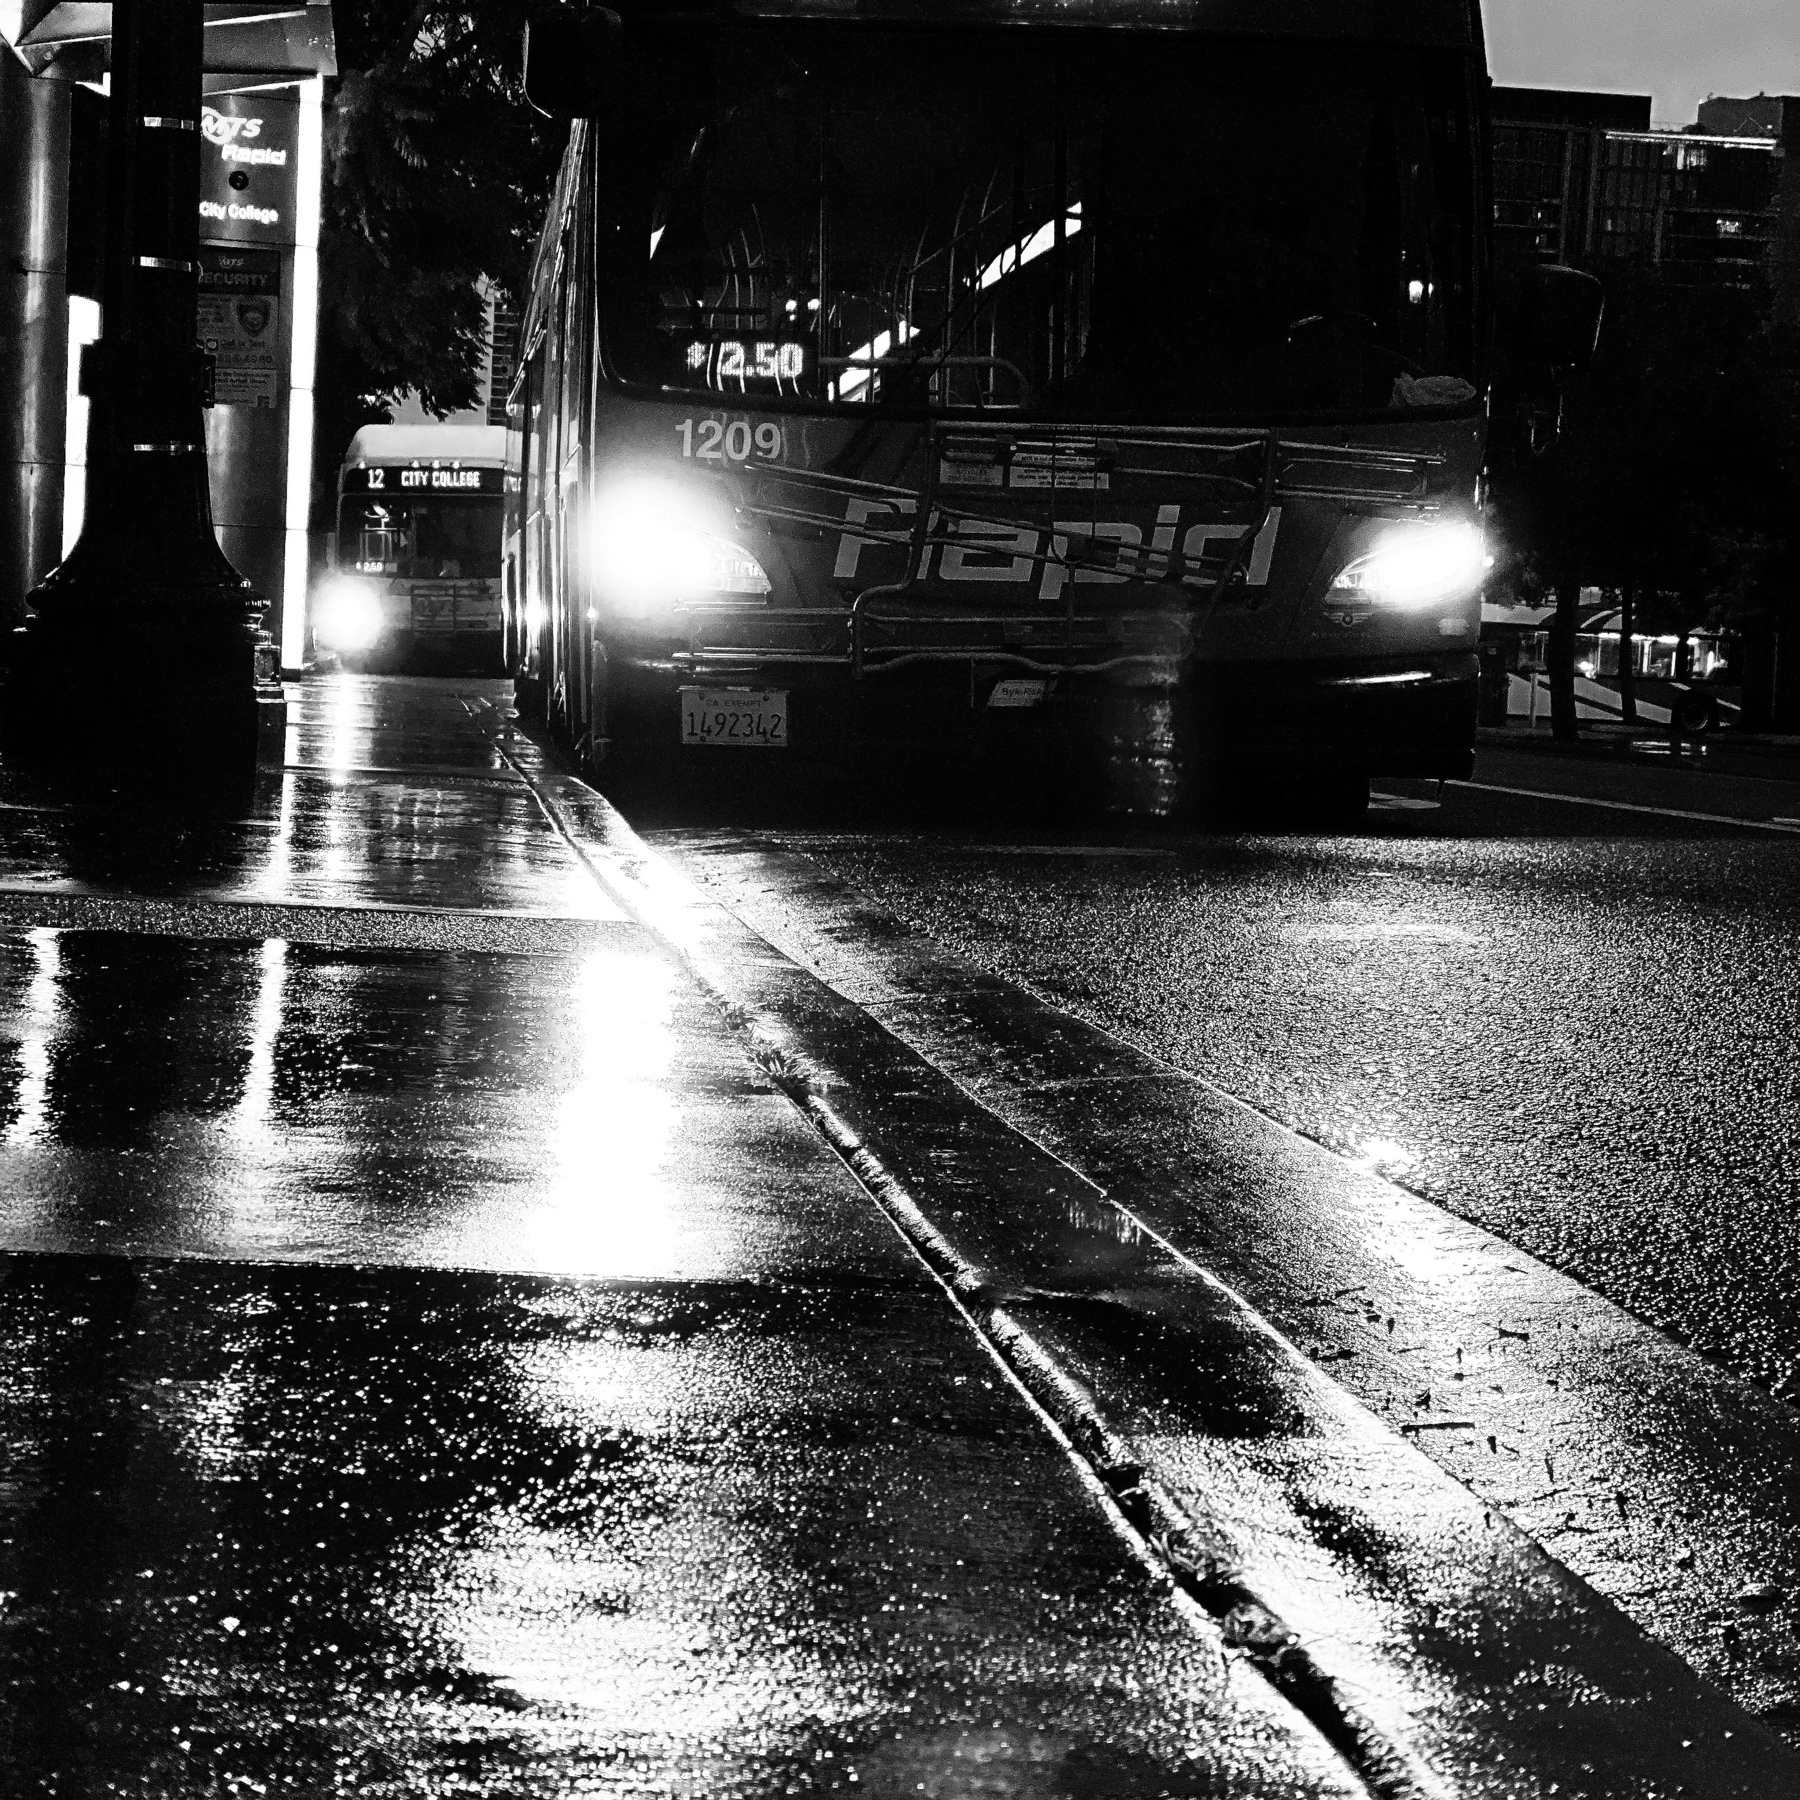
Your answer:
313,576 -> 385,652
1326,520 -> 1487,612
587,477 -> 771,618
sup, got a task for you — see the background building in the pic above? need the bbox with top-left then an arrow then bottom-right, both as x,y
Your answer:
1490,88 -> 1800,731
1492,85 -> 1799,320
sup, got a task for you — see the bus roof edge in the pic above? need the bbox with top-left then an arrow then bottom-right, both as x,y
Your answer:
727,0 -> 1475,46
345,424 -> 510,468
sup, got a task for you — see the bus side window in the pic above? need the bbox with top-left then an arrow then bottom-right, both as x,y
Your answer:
542,254 -> 573,710
524,340 -> 550,627
505,375 -> 527,571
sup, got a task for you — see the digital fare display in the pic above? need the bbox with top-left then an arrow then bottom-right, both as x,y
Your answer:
343,464 -> 504,494
674,335 -> 813,395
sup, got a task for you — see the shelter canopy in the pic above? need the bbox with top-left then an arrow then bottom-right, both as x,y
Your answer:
5,1 -> 336,83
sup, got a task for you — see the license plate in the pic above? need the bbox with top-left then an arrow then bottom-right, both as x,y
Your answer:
679,686 -> 788,748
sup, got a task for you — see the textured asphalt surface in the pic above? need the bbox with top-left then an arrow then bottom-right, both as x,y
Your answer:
643,746 -> 1800,1401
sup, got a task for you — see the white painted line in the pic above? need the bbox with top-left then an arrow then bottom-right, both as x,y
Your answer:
1453,778 -> 1800,835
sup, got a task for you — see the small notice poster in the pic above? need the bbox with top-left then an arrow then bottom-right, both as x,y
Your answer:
197,248 -> 282,408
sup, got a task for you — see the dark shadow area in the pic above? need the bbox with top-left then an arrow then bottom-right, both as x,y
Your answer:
0,754 -> 285,890
596,733 -> 1127,834
583,730 -> 1784,846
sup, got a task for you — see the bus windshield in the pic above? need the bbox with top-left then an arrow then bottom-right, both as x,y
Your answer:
340,494 -> 503,580
597,26 -> 1479,422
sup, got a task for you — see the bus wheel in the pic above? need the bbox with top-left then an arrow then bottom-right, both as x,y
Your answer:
1674,693 -> 1718,736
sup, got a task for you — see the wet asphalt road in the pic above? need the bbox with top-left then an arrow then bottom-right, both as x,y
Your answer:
4,676 -> 1800,1795
641,741 -> 1800,1401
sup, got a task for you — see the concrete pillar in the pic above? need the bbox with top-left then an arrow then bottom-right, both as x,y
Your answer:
0,53 -> 70,639
6,0 -> 265,768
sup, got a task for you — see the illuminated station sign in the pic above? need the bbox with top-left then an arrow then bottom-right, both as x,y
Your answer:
197,98 -> 298,242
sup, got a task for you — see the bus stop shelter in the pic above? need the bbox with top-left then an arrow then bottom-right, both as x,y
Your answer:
0,2 -> 336,672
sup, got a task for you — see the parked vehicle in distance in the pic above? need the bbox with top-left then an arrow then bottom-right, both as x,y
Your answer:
315,424 -> 508,672
506,0 -> 1597,813
1482,601 -> 1740,734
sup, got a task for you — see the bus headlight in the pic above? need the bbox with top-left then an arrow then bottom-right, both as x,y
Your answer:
588,477 -> 771,617
314,577 -> 385,652
1327,521 -> 1487,612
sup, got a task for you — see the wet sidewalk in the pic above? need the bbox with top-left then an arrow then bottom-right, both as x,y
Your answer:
0,675 -> 1367,1798
0,677 -> 840,1277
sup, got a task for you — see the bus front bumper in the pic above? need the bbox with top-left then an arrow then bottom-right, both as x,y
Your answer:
602,644 -> 1476,781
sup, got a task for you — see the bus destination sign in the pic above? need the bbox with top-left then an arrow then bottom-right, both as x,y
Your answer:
343,464 -> 504,495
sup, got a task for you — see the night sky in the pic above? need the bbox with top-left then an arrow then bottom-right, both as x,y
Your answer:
1486,0 -> 1800,126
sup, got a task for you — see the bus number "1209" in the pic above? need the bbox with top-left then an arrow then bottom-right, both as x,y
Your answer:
675,419 -> 784,464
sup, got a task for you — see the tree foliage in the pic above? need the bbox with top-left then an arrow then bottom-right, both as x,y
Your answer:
314,3 -> 563,491
1490,267 -> 1800,642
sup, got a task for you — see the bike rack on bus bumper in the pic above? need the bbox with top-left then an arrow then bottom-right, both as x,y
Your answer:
686,426 -> 1451,682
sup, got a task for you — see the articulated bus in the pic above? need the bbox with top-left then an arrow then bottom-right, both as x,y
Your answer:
505,0 -> 1595,813
316,424 -> 508,670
